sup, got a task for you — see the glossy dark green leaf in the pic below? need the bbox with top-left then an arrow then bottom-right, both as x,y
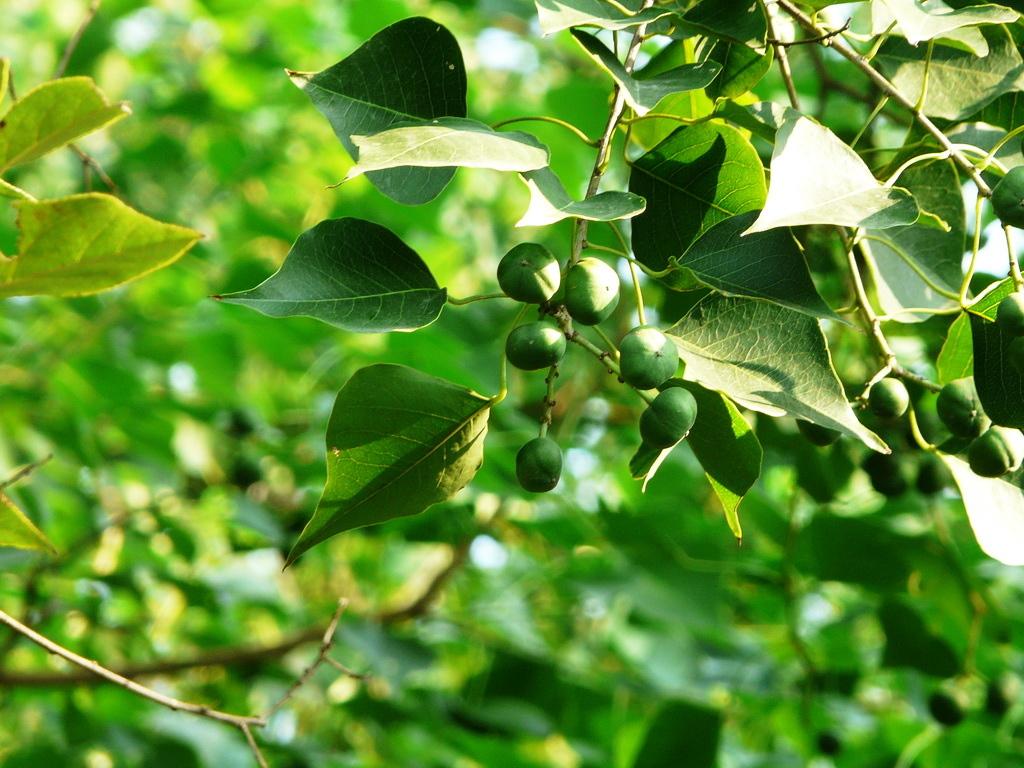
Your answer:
703,38 -> 772,100
217,218 -> 446,332
681,0 -> 766,46
969,278 -> 1024,426
632,700 -> 722,768
286,364 -> 491,564
287,17 -> 467,204
629,123 -> 766,272
674,211 -> 834,319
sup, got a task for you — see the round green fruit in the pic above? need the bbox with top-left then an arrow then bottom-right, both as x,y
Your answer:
991,166 -> 1024,229
936,378 -> 987,438
862,452 -> 912,497
497,243 -> 560,304
516,436 -> 562,493
816,732 -> 841,757
967,426 -> 1024,478
915,454 -> 948,496
505,322 -> 566,371
797,419 -> 840,447
564,257 -> 619,325
868,377 -> 910,420
619,326 -> 678,390
639,387 -> 698,449
1010,337 -> 1024,376
996,292 -> 1024,336
928,690 -> 965,727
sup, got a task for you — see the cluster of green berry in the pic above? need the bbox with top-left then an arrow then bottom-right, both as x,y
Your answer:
497,244 -> 696,494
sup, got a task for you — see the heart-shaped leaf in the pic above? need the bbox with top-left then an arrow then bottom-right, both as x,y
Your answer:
217,218 -> 447,333
286,364 -> 492,565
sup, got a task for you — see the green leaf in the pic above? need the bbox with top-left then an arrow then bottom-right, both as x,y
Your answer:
515,167 -> 646,227
533,0 -> 676,35
0,493 -> 56,555
570,30 -> 721,116
286,364 -> 491,565
347,118 -> 549,178
875,27 -> 1024,120
0,194 -> 200,298
862,159 -> 964,321
287,17 -> 467,205
632,700 -> 722,768
0,77 -> 130,173
0,177 -> 33,200
684,384 -> 761,540
747,115 -> 919,233
629,122 -> 766,272
969,278 -> 1024,426
673,211 -> 835,319
217,218 -> 446,333
681,0 -> 767,46
937,312 -> 973,384
874,0 -> 1018,47
878,598 -> 960,677
665,295 -> 887,451
942,454 -> 1024,565
703,38 -> 773,101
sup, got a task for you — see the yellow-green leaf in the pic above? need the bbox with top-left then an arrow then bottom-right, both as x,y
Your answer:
0,77 -> 130,173
0,193 -> 201,298
0,493 -> 56,554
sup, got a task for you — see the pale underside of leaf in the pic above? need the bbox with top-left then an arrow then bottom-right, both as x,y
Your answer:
943,455 -> 1024,566
534,0 -> 676,35
876,0 -> 1018,47
347,118 -> 548,178
746,115 -> 918,233
516,168 -> 646,227
666,295 -> 887,452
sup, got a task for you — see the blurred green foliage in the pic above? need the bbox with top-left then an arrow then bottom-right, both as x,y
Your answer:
1,2 -> 1024,767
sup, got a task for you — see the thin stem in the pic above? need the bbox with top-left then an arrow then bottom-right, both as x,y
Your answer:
860,234 -> 961,300
592,324 -> 619,358
54,0 -> 101,78
883,150 -> 954,188
619,112 -> 710,126
908,406 -> 937,452
894,725 -> 942,768
982,124 -> 1024,170
264,599 -> 349,719
0,608 -> 264,727
1006,225 -> 1024,290
0,454 -> 53,491
584,242 -> 629,259
490,115 -> 598,147
493,304 -> 530,404
763,0 -> 801,110
960,195 -> 985,304
778,0 -> 993,197
540,363 -> 559,438
70,145 -> 120,195
627,257 -> 646,325
241,724 -> 270,768
570,0 -> 656,267
850,94 -> 889,150
447,292 -> 507,306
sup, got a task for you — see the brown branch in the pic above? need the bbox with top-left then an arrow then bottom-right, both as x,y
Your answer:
54,0 -> 101,79
763,0 -> 800,110
0,623 -> 326,687
69,144 -> 120,195
0,608 -> 263,727
0,454 -> 53,491
777,0 -> 991,196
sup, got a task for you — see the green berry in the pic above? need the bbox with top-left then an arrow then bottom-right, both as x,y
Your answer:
915,454 -> 948,496
639,386 -> 698,448
515,436 -> 562,493
619,326 -> 678,390
967,426 -> 1024,478
862,452 -> 912,497
991,166 -> 1024,229
505,322 -> 566,371
797,419 -> 840,447
497,243 -> 560,304
868,377 -> 910,420
564,257 -> 619,325
928,690 -> 965,727
1010,337 -> 1024,376
936,378 -> 987,438
997,293 -> 1024,337
816,732 -> 841,756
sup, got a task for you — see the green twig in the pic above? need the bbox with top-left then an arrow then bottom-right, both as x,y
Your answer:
491,115 -> 599,147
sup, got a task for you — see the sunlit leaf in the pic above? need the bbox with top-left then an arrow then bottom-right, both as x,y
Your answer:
0,493 -> 56,555
942,455 -> 1024,565
515,167 -> 646,227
